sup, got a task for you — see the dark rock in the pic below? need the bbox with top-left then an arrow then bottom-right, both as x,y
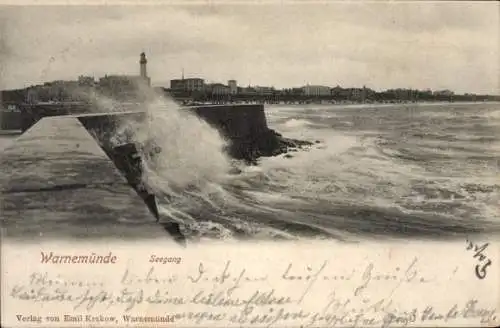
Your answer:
284,154 -> 293,159
225,128 -> 313,163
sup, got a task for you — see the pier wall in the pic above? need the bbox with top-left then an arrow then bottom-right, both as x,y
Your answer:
190,104 -> 268,139
4,103 -> 268,137
13,103 -> 273,162
0,116 -> 166,240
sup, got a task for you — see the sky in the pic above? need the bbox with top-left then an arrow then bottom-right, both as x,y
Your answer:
0,2 -> 499,94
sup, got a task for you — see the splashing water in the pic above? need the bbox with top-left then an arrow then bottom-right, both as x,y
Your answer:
102,94 -> 245,235
138,97 -> 233,190
90,91 -> 234,191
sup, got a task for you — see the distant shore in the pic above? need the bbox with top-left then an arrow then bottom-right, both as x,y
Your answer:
267,100 -> 500,107
178,99 -> 500,106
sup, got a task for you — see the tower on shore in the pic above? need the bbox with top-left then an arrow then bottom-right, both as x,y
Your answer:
139,52 -> 151,87
139,52 -> 148,79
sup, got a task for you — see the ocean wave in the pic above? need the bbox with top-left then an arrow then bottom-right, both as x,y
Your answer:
282,118 -> 315,128
485,109 -> 500,119
102,101 -> 500,240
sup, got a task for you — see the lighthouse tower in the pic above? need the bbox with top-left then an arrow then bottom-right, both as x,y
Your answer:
139,52 -> 150,86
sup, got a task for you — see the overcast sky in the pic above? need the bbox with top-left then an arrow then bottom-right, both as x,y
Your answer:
0,2 -> 498,94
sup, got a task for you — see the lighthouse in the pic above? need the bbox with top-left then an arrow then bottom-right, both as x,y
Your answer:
139,52 -> 150,86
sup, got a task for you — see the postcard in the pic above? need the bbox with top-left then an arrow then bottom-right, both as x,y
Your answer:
1,1 -> 499,327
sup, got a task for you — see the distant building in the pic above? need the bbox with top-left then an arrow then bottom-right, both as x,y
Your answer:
330,86 -> 343,96
433,89 -> 454,96
396,88 -> 411,101
253,86 -> 275,96
208,83 -> 230,96
280,87 -> 304,96
302,85 -> 331,97
239,86 -> 257,95
20,52 -> 151,104
97,52 -> 151,99
361,86 -> 376,101
331,86 -> 367,100
1,89 -> 26,104
26,87 -> 40,104
25,80 -> 84,103
170,79 -> 184,91
99,75 -> 145,91
78,75 -> 95,86
383,88 -> 419,101
351,88 -> 363,100
170,78 -> 205,92
331,85 -> 350,99
228,80 -> 238,95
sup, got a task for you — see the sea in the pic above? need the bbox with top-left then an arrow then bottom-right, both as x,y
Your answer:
1,101 -> 499,242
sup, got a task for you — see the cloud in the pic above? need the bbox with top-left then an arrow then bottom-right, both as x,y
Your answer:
0,3 -> 498,94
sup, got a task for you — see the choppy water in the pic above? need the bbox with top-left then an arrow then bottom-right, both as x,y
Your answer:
2,100 -> 500,242
133,100 -> 500,242
0,133 -> 19,151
